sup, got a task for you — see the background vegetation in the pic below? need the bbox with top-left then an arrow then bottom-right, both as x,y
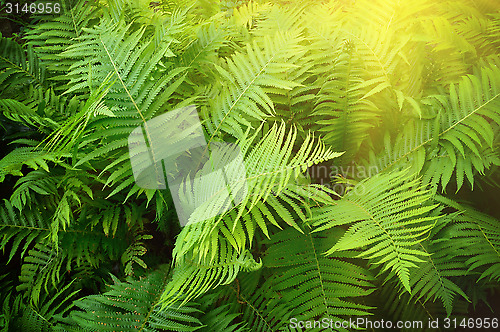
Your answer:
1,0 -> 500,331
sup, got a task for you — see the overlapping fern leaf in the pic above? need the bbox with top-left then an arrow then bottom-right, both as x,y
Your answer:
2,280 -> 79,332
394,205 -> 470,316
163,123 -> 341,311
311,170 -> 438,292
172,123 -> 341,260
301,0 -> 425,161
160,239 -> 261,307
24,0 -> 101,76
1,0 -> 499,330
365,62 -> 500,192
54,12 -> 187,199
311,38 -> 380,159
64,268 -> 204,331
262,227 -> 374,330
0,196 -> 127,265
377,194 -> 500,317
251,5 -> 317,133
0,36 -> 46,93
0,143 -> 62,182
0,199 -> 51,263
192,227 -> 374,332
435,196 -> 500,282
0,35 -> 58,131
194,291 -> 246,332
218,271 -> 294,332
179,22 -> 231,80
204,30 -> 305,139
376,280 -> 469,332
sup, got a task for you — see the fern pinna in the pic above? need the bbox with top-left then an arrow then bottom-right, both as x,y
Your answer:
1,0 -> 499,331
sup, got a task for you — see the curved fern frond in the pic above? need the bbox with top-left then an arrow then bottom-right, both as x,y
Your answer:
160,239 -> 261,307
0,197 -> 127,267
187,290 -> 246,332
4,281 -> 79,332
377,279 -> 469,332
312,39 -> 380,158
0,146 -> 60,183
404,247 -> 468,317
394,206 -> 470,316
222,272 -> 293,332
173,123 -> 341,260
179,22 -> 230,75
17,243 -> 66,306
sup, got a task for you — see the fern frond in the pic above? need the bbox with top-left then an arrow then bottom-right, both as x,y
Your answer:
311,170 -> 437,292
17,243 -> 65,306
57,14 -> 188,198
312,39 -> 380,158
263,227 -> 374,324
405,249 -> 468,317
0,99 -> 44,128
68,268 -> 204,331
205,30 -> 304,139
0,37 -> 46,94
121,232 -> 153,276
436,196 -> 500,282
180,22 -> 230,74
9,166 -> 99,242
1,86 -> 82,134
173,123 -> 341,260
251,3 -> 305,37
349,0 -> 428,30
0,146 -> 59,182
222,271 -> 293,332
366,63 -> 500,192
487,12 -> 500,50
378,279 -> 469,332
4,281 -> 79,332
196,292 -> 246,332
0,197 -> 127,268
0,200 -> 50,263
24,0 -> 101,76
393,206 -> 470,316
160,239 -> 261,307
9,169 -> 60,211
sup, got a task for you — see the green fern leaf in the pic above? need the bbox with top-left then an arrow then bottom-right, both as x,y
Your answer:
69,268 -> 203,331
311,170 -> 437,292
263,227 -> 374,325
160,239 -> 261,307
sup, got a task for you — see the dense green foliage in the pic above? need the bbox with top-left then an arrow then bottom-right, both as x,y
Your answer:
1,0 -> 500,331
